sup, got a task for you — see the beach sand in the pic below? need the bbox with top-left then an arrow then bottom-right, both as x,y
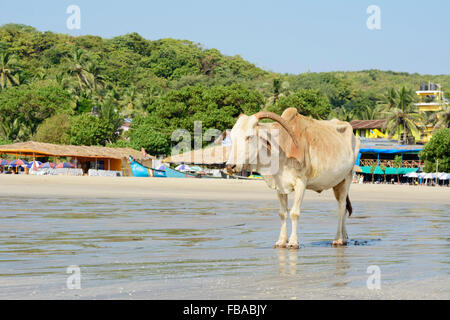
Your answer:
0,175 -> 449,300
1,175 -> 449,203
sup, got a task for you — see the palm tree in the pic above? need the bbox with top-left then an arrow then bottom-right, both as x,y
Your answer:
265,79 -> 292,107
55,71 -> 73,90
0,117 -> 31,142
381,87 -> 423,144
0,51 -> 19,89
272,78 -> 281,104
66,48 -> 91,91
85,61 -> 106,92
379,164 -> 387,183
15,73 -> 29,86
33,67 -> 48,81
427,105 -> 450,130
370,163 -> 377,183
393,155 -> 402,184
120,86 -> 146,118
98,96 -> 123,143
328,107 -> 355,122
354,105 -> 381,120
380,87 -> 398,111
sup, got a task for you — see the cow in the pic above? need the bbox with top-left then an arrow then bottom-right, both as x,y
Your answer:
226,107 -> 360,248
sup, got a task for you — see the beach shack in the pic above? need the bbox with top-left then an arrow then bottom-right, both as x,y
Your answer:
163,145 -> 232,178
356,138 -> 423,182
0,141 -> 152,176
350,120 -> 388,139
163,145 -> 230,167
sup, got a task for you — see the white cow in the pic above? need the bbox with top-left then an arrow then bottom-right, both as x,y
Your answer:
226,108 -> 360,248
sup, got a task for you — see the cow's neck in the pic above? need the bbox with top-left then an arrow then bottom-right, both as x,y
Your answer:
255,146 -> 300,194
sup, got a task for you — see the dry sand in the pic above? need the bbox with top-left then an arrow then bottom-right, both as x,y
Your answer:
0,175 -> 449,204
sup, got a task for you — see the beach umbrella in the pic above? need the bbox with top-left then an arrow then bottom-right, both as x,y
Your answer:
438,173 -> 450,180
437,172 -> 447,179
417,172 -> 427,178
0,159 -> 9,166
423,173 -> 434,179
27,161 -> 42,169
175,164 -> 192,171
408,172 -> 419,178
55,162 -> 75,168
39,162 -> 55,169
9,159 -> 28,167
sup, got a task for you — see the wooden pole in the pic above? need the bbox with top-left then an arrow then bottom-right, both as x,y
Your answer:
436,159 -> 439,185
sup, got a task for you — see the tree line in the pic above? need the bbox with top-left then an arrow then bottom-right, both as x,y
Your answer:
0,24 -> 449,163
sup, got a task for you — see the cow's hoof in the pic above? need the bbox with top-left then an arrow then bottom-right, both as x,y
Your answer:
274,240 -> 287,248
332,239 -> 347,246
287,242 -> 299,249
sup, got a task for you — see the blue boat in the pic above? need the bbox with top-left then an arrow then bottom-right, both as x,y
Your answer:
153,168 -> 166,177
129,156 -> 166,177
157,164 -> 197,178
128,156 -> 198,178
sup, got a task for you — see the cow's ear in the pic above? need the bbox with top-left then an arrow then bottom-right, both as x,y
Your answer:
281,108 -> 298,122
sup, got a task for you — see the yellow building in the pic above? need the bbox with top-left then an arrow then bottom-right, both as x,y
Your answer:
351,119 -> 421,144
415,82 -> 447,112
415,82 -> 448,142
353,84 -> 448,144
351,120 -> 388,138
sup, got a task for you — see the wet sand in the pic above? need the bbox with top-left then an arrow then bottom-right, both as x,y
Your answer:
0,175 -> 449,299
1,175 -> 449,203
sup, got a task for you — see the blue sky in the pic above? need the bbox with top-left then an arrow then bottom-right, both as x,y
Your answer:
1,0 -> 449,75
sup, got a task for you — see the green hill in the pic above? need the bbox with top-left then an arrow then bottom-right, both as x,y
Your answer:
0,24 -> 449,155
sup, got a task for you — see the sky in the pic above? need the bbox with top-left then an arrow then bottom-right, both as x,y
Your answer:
1,0 -> 449,75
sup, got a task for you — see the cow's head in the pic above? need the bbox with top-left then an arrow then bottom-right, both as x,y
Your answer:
226,111 -> 298,174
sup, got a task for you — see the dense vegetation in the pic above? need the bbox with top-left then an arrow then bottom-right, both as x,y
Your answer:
0,24 -> 449,155
420,128 -> 450,173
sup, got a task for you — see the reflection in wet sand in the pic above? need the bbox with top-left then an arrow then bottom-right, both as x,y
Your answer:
332,247 -> 350,287
0,196 -> 448,299
277,249 -> 298,276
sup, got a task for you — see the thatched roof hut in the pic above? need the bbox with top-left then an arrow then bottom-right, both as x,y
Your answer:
164,145 -> 230,165
0,141 -> 151,160
0,141 -> 153,173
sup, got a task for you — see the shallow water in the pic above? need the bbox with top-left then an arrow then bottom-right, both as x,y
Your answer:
0,196 -> 448,299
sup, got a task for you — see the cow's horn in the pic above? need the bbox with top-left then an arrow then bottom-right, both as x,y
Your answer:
254,111 -> 299,148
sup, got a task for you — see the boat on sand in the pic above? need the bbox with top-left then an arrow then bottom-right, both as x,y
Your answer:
128,156 -> 198,178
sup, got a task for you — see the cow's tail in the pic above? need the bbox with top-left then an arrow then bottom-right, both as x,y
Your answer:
346,195 -> 353,217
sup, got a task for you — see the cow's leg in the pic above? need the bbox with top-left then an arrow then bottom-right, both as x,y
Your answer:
332,173 -> 352,246
275,192 -> 288,248
287,179 -> 306,249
